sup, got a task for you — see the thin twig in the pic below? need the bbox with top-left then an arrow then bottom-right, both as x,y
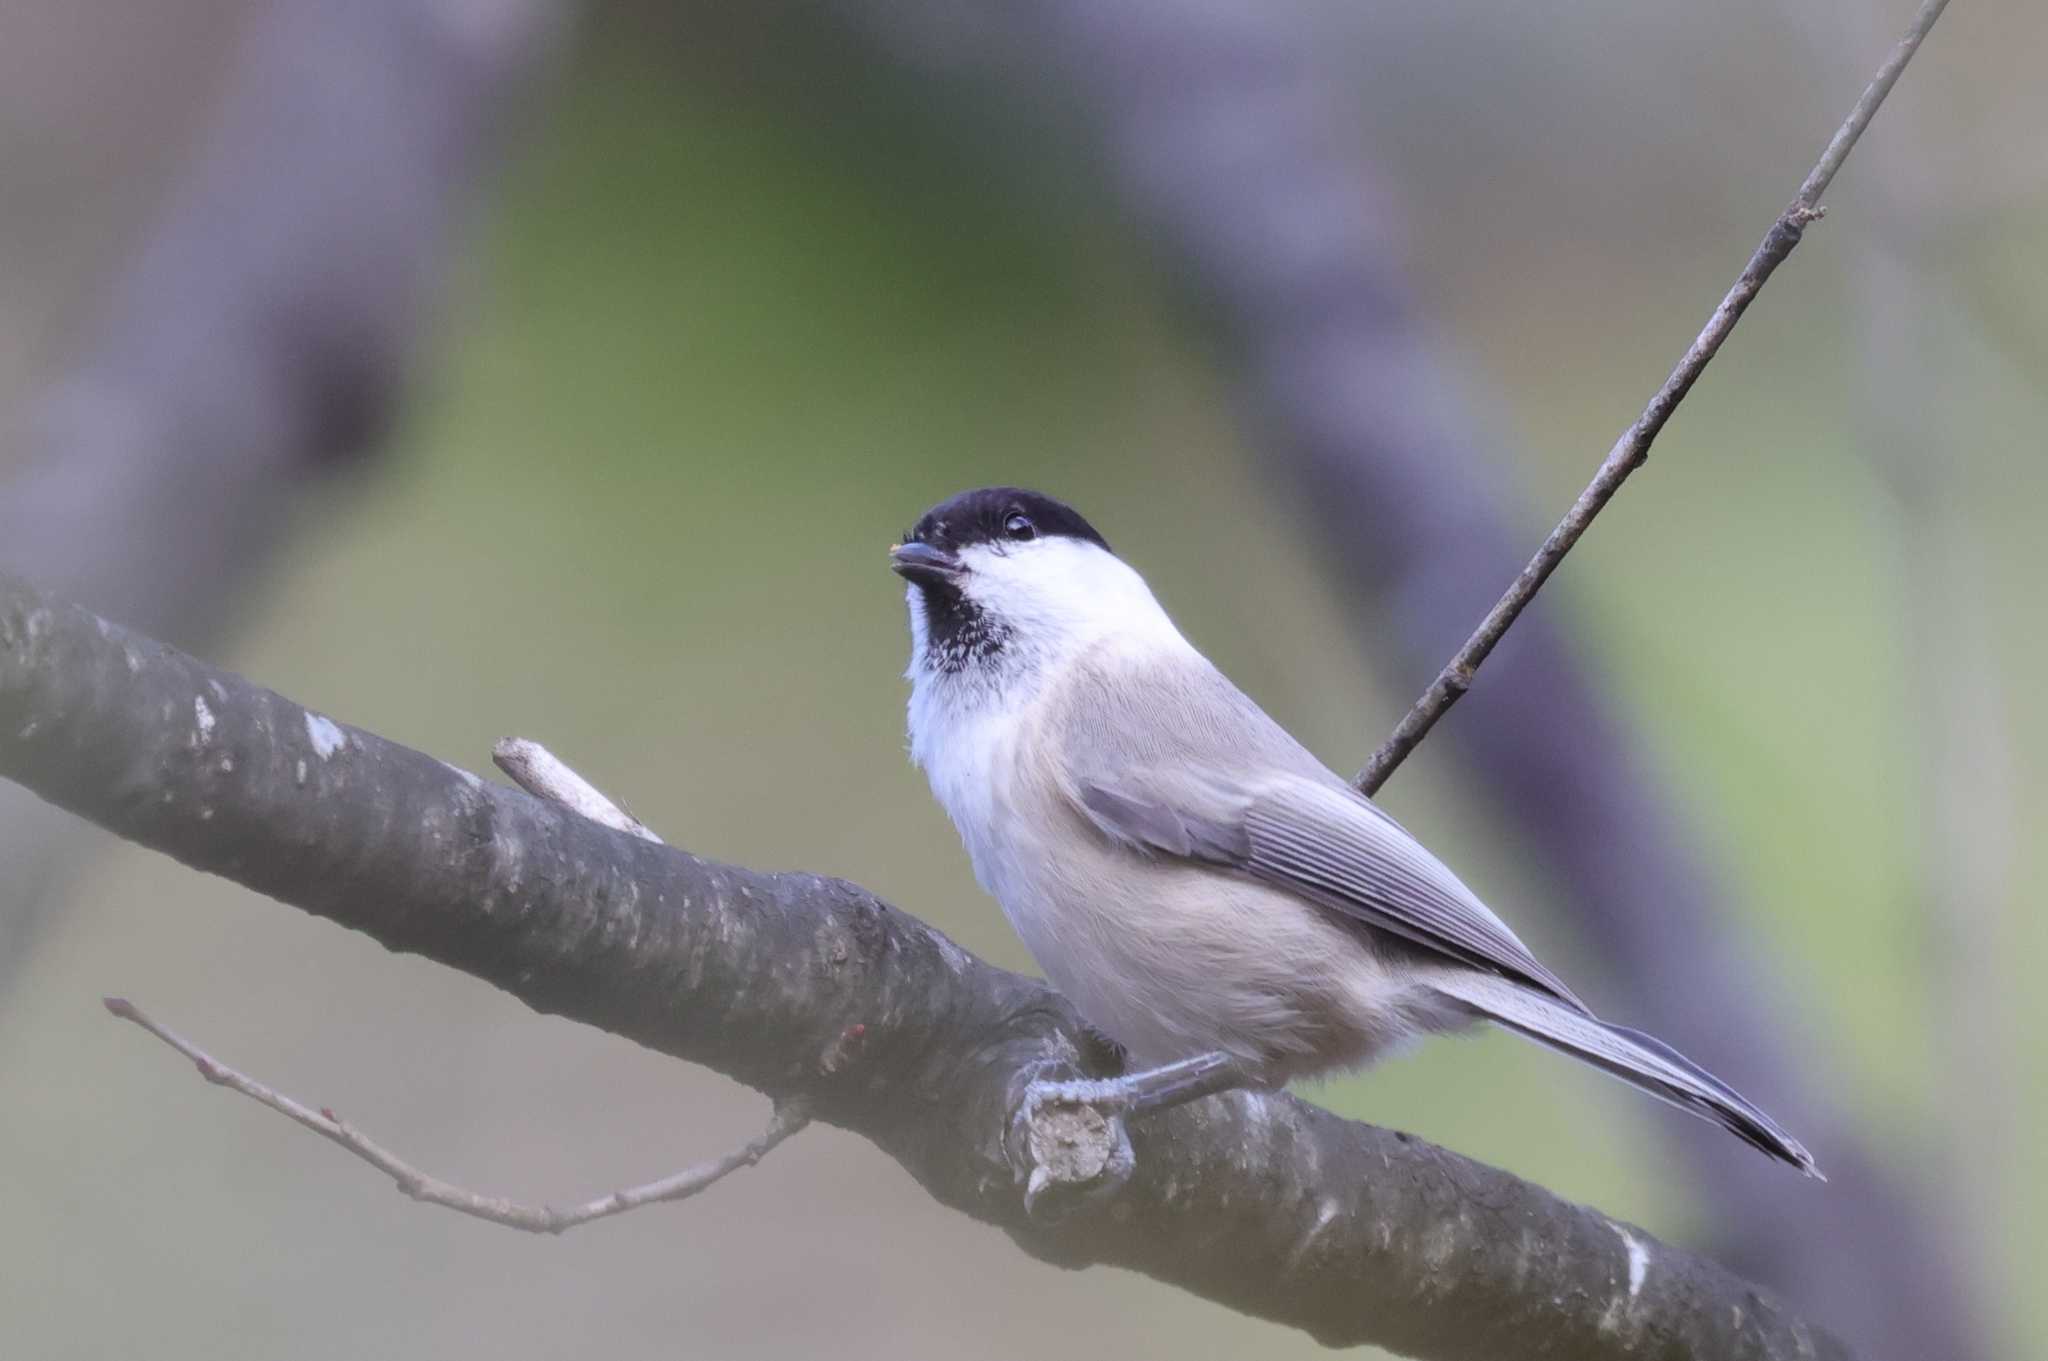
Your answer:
1354,0 -> 1952,795
103,744 -> 793,1235
103,997 -> 808,1234
493,737 -> 662,843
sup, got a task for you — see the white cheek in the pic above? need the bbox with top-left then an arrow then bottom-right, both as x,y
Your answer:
957,539 -> 1177,650
957,541 -> 1093,623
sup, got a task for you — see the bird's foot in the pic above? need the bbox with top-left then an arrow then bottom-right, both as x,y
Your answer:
1004,1051 -> 1249,1219
1007,1074 -> 1137,1220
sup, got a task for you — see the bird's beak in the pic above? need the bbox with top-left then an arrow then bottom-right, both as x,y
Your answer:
890,541 -> 964,587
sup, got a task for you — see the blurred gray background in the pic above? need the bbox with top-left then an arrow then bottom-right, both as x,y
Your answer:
1,1 -> 2042,1357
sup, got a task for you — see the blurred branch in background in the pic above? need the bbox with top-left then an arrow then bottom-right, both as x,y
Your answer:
0,571 -> 1848,1361
827,1 -> 1978,1358
0,0 -> 570,993
1777,0 -> 2022,1344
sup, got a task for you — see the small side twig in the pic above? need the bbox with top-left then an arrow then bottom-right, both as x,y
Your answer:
492,737 -> 662,843
1354,0 -> 1952,795
103,997 -> 808,1234
101,742 -> 800,1234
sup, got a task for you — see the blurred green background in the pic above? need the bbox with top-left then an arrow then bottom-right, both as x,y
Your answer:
2,2 -> 2042,1357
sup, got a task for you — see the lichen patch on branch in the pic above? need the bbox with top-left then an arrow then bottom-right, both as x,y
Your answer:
304,711 -> 346,759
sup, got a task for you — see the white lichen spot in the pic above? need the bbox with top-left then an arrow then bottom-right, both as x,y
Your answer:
304,711 -> 346,759
1283,1197 -> 1342,1271
18,720 -> 39,741
199,807 -> 215,821
124,648 -> 141,674
931,935 -> 976,976
1419,1214 -> 1459,1274
1614,1224 -> 1650,1300
218,756 -> 235,774
295,759 -> 309,787
193,694 -> 216,743
208,679 -> 228,700
1234,1089 -> 1272,1146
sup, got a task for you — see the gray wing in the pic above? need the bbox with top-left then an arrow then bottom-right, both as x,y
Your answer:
1076,767 -> 1587,1012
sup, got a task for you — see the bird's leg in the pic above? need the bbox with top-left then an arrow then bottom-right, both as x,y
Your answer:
1024,1050 -> 1252,1119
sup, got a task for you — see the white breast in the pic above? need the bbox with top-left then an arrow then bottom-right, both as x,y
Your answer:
908,672 -> 1030,905
908,634 -> 1414,1077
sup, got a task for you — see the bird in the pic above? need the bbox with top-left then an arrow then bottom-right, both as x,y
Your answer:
890,485 -> 1818,1176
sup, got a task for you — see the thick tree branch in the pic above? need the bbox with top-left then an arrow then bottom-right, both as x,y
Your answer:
104,997 -> 808,1235
0,575 -> 1845,1359
1354,0 -> 1951,794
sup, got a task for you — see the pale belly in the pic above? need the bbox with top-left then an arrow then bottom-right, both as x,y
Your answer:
915,654 -> 1464,1080
973,802 -> 1429,1078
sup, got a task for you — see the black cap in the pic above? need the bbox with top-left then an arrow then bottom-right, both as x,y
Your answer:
901,487 -> 1112,557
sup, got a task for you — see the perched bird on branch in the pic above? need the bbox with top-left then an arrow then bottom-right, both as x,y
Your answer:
894,486 -> 1817,1176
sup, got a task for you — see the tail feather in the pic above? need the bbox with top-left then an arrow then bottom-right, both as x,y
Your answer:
1426,970 -> 1822,1179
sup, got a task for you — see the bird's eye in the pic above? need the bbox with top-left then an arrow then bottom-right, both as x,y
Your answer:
1003,512 -> 1036,541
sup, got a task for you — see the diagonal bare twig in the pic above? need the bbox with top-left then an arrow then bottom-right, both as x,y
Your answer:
103,996 -> 809,1235
1355,0 -> 1953,794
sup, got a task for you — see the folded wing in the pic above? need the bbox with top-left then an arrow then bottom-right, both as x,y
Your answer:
1073,766 -> 1590,1014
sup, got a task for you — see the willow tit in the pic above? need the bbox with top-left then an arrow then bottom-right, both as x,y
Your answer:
893,486 -> 1817,1176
